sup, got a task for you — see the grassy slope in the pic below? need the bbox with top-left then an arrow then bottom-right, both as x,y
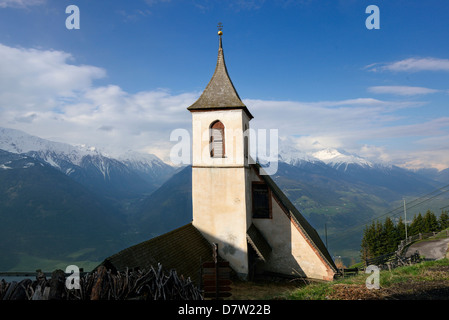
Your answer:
228,259 -> 449,300
288,258 -> 449,300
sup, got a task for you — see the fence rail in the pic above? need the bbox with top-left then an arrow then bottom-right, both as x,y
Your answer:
397,231 -> 449,254
338,230 -> 449,278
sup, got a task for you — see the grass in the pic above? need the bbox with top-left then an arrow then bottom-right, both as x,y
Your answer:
286,258 -> 449,300
229,278 -> 301,300
227,258 -> 449,300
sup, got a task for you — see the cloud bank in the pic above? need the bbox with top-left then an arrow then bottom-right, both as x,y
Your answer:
368,86 -> 440,96
366,57 -> 449,73
0,43 -> 448,169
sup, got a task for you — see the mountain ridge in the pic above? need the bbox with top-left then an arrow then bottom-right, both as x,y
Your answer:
0,127 -> 176,200
1,127 -> 448,269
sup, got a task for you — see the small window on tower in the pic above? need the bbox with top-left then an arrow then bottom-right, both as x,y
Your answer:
244,124 -> 248,160
252,182 -> 271,219
210,120 -> 225,158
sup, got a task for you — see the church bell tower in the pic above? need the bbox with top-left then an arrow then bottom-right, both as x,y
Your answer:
187,26 -> 254,278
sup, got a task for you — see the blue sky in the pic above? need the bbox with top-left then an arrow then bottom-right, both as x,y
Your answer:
0,0 -> 448,169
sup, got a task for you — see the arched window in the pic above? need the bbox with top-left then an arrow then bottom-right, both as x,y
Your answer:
210,120 -> 225,158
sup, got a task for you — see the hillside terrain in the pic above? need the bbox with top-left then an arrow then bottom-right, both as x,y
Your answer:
229,258 -> 449,300
134,163 -> 447,265
1,127 -> 449,271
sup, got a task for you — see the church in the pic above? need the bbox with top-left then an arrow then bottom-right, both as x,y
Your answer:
102,30 -> 337,282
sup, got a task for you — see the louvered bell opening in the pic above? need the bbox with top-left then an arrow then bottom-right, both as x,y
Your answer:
211,128 -> 224,158
210,121 -> 225,158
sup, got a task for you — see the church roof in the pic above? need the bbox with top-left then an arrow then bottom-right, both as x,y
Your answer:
100,223 -> 213,284
187,35 -> 253,119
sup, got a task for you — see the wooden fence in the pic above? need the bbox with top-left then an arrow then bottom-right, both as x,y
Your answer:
365,251 -> 421,270
338,230 -> 449,278
396,231 -> 449,255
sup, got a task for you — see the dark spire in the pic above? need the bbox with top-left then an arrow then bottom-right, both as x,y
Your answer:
187,26 -> 253,119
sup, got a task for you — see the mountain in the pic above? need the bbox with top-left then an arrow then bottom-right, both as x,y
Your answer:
1,126 -> 447,269
414,167 -> 449,184
0,127 -> 177,271
0,127 -> 175,202
312,148 -> 373,169
278,143 -> 374,169
133,166 -> 192,241
134,157 -> 446,266
117,151 -> 176,187
0,149 -> 127,271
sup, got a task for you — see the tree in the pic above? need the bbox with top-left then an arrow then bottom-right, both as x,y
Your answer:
383,217 -> 397,253
396,216 -> 406,241
423,210 -> 439,233
410,213 -> 424,235
361,222 -> 376,261
374,220 -> 384,256
439,210 -> 449,230
361,208 -> 449,263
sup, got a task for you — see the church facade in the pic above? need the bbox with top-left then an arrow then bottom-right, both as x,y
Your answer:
102,31 -> 337,282
187,32 -> 336,281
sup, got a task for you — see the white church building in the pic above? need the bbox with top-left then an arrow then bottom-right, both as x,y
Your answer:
102,30 -> 337,282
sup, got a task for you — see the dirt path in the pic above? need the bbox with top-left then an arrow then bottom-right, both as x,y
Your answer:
405,238 -> 449,260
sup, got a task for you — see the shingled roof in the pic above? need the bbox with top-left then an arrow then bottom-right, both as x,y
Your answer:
187,36 -> 253,119
101,223 -> 213,284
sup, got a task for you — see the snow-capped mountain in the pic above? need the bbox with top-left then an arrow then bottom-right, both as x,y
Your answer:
277,143 -> 322,166
0,127 -> 96,166
311,148 -> 373,169
117,151 -> 175,184
0,127 -> 175,198
278,141 -> 373,171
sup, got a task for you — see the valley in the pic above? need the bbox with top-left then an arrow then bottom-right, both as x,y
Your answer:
1,127 -> 448,270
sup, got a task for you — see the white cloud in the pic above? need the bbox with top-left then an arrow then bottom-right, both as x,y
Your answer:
366,57 -> 449,72
0,43 -> 448,169
368,86 -> 440,96
0,43 -> 195,160
245,98 -> 423,141
245,98 -> 449,169
0,44 -> 106,110
0,0 -> 45,8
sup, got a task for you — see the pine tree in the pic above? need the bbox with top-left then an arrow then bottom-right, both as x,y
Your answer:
423,210 -> 439,233
374,220 -> 384,256
361,222 -> 376,260
396,216 -> 406,241
439,210 -> 449,230
361,208 -> 449,262
360,226 -> 369,261
383,217 -> 397,253
410,213 -> 424,235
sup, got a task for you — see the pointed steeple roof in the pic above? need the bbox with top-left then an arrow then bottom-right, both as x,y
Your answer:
188,30 -> 253,119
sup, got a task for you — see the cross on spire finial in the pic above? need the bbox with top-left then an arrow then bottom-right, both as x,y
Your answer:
217,22 -> 223,48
